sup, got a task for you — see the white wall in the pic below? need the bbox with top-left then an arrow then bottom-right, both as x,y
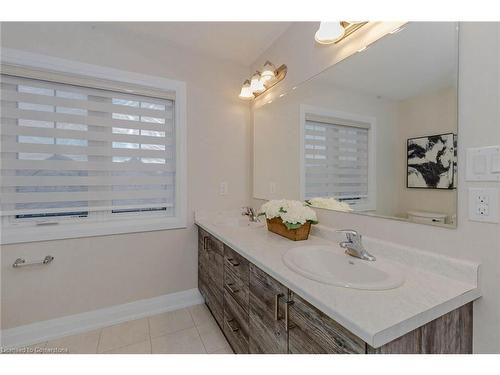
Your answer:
0,22 -> 251,329
251,22 -> 500,353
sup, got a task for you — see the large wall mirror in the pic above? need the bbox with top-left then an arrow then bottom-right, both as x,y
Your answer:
253,22 -> 459,228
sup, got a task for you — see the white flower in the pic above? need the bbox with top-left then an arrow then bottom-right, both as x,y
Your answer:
280,204 -> 317,225
307,197 -> 353,212
259,199 -> 318,226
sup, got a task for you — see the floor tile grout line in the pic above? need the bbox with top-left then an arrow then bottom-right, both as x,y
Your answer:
147,315 -> 153,354
193,323 -> 209,354
96,328 -> 103,354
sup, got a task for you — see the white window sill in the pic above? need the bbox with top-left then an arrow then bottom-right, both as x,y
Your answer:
1,217 -> 187,245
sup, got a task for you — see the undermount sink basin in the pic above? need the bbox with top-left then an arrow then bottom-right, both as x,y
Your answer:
282,245 -> 405,290
214,217 -> 265,229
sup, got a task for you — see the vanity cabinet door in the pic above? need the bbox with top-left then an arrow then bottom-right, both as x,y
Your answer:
288,292 -> 365,354
197,228 -> 210,301
248,264 -> 288,354
198,228 -> 224,327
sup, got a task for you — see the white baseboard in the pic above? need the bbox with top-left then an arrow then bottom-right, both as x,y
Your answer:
0,288 -> 204,349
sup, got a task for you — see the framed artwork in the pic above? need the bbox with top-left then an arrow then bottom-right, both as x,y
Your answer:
407,133 -> 456,189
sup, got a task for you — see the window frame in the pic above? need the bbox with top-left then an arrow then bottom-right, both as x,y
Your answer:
1,48 -> 187,244
299,104 -> 377,212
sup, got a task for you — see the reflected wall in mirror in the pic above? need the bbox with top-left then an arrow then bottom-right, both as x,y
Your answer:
253,22 -> 459,228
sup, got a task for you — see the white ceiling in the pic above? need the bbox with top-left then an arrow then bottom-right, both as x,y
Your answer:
318,22 -> 458,101
99,22 -> 291,66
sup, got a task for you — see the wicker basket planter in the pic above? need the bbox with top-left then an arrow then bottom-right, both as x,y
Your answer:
266,217 -> 311,241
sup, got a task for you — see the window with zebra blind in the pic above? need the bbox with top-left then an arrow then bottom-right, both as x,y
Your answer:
0,57 -> 186,243
302,110 -> 375,211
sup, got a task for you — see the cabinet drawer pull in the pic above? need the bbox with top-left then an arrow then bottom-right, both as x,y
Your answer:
225,318 -> 240,332
225,258 -> 240,267
226,282 -> 239,294
274,293 -> 284,321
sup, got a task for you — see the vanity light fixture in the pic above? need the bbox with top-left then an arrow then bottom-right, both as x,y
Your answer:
390,26 -> 405,34
314,21 -> 368,44
238,79 -> 254,100
238,60 -> 288,100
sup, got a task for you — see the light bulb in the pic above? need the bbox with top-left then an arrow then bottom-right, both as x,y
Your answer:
238,80 -> 254,100
250,72 -> 265,93
261,61 -> 276,82
314,22 -> 345,44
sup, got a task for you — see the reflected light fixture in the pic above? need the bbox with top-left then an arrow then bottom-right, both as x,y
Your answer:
238,61 -> 287,100
238,79 -> 254,100
314,21 -> 368,45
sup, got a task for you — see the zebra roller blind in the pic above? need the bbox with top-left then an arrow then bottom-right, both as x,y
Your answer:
1,74 -> 176,221
304,117 -> 369,206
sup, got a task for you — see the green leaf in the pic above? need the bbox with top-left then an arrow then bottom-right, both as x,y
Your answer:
308,220 -> 319,225
284,222 -> 304,230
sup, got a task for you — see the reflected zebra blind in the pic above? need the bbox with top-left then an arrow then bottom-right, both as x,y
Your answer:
304,118 -> 369,205
1,74 -> 176,220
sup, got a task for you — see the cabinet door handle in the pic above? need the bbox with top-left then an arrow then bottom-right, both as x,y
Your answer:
274,293 -> 284,321
225,258 -> 240,267
226,282 -> 239,294
225,318 -> 240,332
203,237 -> 211,251
285,300 -> 294,332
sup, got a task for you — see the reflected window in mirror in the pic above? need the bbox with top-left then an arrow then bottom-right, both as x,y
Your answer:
302,107 -> 375,212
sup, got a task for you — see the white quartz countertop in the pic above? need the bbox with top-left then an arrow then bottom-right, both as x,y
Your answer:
195,210 -> 481,348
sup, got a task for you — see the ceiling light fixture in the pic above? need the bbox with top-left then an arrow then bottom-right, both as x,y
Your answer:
314,21 -> 368,45
238,61 -> 287,100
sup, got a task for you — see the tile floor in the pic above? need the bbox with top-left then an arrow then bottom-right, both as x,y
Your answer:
20,303 -> 233,354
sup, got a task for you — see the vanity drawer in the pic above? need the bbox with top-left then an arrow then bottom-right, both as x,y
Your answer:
206,276 -> 224,328
224,288 -> 249,354
288,292 -> 365,354
224,266 -> 249,312
224,244 -> 249,285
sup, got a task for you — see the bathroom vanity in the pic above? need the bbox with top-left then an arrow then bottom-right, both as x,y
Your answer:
196,211 -> 480,354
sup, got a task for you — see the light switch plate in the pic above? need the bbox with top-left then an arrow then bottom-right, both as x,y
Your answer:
466,146 -> 500,181
468,187 -> 499,223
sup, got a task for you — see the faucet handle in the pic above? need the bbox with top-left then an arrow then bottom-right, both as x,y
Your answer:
336,229 -> 359,241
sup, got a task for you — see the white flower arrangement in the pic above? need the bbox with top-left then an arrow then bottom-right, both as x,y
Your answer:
259,199 -> 318,230
305,197 -> 353,212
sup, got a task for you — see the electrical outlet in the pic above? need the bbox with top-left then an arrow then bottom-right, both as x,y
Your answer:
476,194 -> 489,204
469,188 -> 499,223
219,181 -> 228,196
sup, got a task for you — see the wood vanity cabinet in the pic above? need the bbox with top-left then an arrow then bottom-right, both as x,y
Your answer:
248,263 -> 289,354
197,226 -> 473,354
287,292 -> 365,354
198,228 -> 224,328
223,244 -> 250,353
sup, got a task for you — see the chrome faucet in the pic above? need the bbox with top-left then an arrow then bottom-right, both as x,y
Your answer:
241,206 -> 260,222
337,229 -> 376,261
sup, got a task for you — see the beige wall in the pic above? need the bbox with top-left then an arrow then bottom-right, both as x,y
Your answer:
0,22 -> 252,329
396,87 -> 458,219
251,22 -> 500,353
